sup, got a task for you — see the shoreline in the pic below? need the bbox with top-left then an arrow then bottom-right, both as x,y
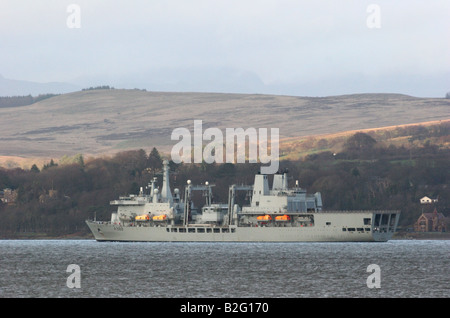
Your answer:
393,231 -> 450,240
1,231 -> 449,241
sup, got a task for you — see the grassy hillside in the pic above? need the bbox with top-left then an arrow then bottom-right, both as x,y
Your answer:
0,89 -> 448,163
280,119 -> 450,160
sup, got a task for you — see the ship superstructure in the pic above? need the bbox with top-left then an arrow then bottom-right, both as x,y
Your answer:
86,161 -> 400,242
107,160 -> 184,227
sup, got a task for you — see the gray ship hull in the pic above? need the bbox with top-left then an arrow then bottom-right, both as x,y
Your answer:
86,211 -> 399,242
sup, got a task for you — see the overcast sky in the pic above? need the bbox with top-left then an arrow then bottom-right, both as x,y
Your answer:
1,0 -> 449,97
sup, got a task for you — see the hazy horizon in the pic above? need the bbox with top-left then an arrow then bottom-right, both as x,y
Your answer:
1,1 -> 449,97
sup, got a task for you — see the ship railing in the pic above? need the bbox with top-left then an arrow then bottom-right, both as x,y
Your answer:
110,199 -> 146,205
320,210 -> 400,214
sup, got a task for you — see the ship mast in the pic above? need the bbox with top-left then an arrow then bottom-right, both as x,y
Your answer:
160,160 -> 173,203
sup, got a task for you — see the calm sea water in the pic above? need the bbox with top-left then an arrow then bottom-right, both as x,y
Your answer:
0,240 -> 448,298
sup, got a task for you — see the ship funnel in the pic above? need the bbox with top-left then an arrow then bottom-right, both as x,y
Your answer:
272,171 -> 288,190
251,174 -> 269,206
160,160 -> 173,203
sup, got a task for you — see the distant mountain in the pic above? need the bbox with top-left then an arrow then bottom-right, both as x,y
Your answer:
69,67 -> 266,95
0,74 -> 80,96
69,68 -> 450,98
0,89 -> 448,161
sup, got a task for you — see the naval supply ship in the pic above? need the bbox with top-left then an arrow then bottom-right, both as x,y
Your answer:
86,160 -> 400,242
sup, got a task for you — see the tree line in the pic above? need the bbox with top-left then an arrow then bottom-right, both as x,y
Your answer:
0,135 -> 448,238
0,94 -> 59,108
81,85 -> 114,91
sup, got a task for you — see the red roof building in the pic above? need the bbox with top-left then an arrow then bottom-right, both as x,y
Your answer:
414,208 -> 449,232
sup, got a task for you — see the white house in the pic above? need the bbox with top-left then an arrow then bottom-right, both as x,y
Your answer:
420,196 -> 438,204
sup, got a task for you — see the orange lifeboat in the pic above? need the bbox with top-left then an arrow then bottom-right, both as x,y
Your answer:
275,214 -> 291,222
153,214 -> 168,221
135,214 -> 150,221
257,215 -> 272,222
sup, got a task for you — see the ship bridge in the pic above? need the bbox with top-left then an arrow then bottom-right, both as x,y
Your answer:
242,172 -> 322,214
